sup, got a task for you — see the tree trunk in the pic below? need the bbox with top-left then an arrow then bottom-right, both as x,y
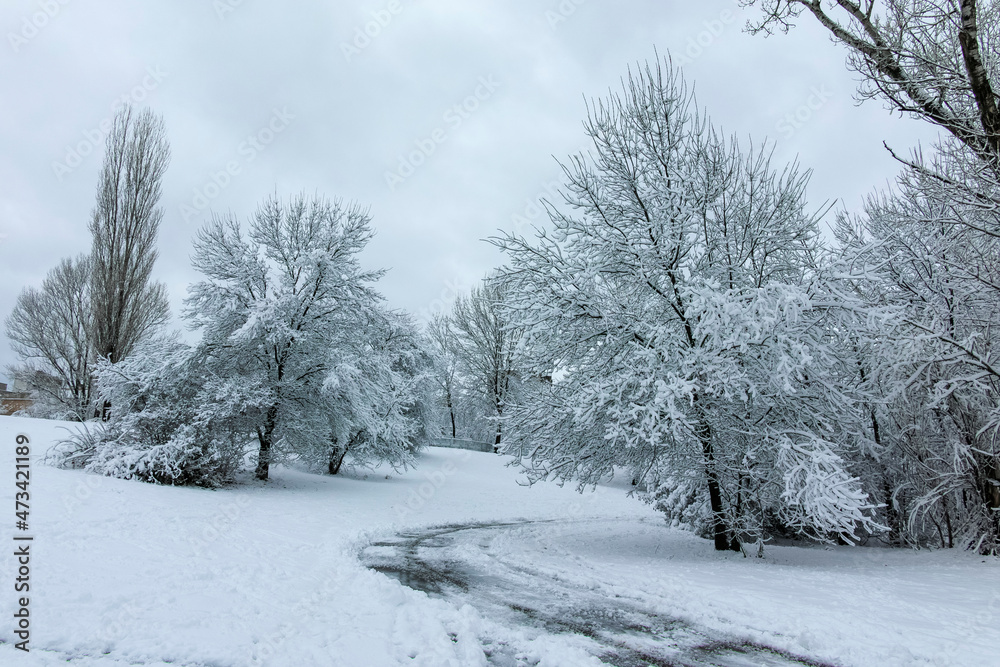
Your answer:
882,476 -> 900,545
328,448 -> 348,475
255,405 -> 278,481
704,456 -> 736,551
254,431 -> 271,481
694,400 -> 737,552
329,432 -> 364,475
328,442 -> 349,475
957,0 -> 1000,160
446,390 -> 457,438
984,459 -> 1000,553
988,459 -> 1000,515
493,398 -> 503,453
945,505 -> 954,550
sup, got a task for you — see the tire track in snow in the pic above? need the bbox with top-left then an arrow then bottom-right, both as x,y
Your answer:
360,520 -> 840,667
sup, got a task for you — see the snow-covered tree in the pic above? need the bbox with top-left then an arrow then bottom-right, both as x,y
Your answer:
493,57 -> 882,550
835,154 -> 1000,552
52,193 -> 431,486
316,308 -> 430,475
186,193 -> 386,480
744,0 -> 1000,553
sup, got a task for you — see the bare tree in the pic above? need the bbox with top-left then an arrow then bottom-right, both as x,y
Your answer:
450,278 -> 523,450
5,255 -> 94,420
743,0 -> 1000,166
89,105 -> 171,372
426,314 -> 462,438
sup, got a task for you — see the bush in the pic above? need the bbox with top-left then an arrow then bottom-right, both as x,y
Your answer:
48,337 -> 251,487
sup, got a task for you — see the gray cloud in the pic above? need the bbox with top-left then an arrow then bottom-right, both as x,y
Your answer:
0,0 -> 940,378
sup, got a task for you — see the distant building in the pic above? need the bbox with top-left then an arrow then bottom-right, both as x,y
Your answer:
0,382 -> 32,416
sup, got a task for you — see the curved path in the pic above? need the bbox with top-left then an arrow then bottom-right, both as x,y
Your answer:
360,520 -> 837,667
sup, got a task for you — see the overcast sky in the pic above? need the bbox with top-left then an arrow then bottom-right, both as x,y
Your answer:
0,0 -> 939,380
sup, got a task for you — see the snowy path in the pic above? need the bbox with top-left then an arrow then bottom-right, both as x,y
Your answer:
361,519 -> 835,667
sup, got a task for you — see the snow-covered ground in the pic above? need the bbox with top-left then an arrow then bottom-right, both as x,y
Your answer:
1,415 -> 998,666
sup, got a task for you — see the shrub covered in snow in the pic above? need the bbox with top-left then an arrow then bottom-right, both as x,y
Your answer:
650,474 -> 713,539
49,336 -> 254,486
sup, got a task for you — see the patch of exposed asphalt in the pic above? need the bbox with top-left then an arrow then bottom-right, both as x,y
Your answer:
360,520 -> 839,667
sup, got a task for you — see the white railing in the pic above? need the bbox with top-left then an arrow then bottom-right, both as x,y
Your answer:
429,437 -> 495,453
